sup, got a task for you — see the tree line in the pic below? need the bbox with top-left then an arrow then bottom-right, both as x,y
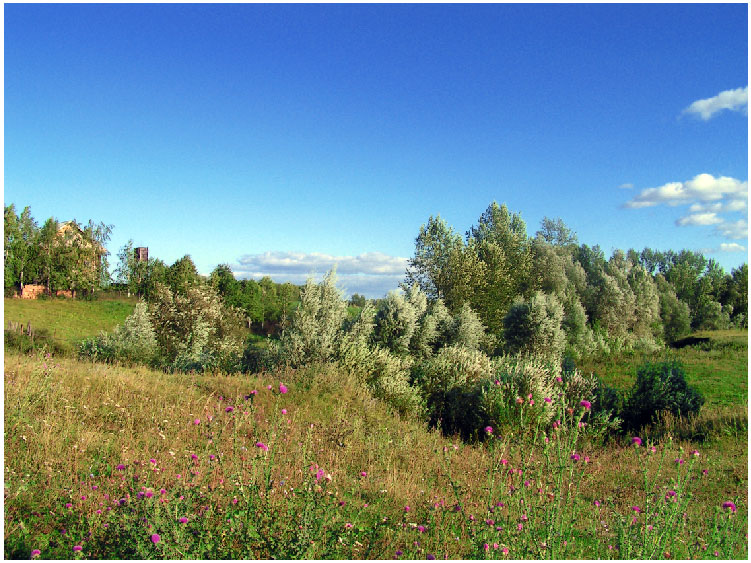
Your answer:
403,202 -> 747,359
115,240 -> 302,335
4,204 -> 113,296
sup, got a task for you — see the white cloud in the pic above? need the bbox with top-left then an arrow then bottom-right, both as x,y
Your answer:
683,86 -> 748,120
623,174 -> 747,209
623,173 -> 748,244
618,183 -> 634,190
714,219 -> 748,240
719,243 -> 746,253
232,251 -> 409,298
675,212 -> 723,226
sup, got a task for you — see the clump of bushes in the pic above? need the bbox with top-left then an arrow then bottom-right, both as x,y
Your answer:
621,360 -> 704,431
79,302 -> 158,366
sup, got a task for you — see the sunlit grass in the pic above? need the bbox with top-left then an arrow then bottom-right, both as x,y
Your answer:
4,350 -> 747,559
4,297 -> 137,346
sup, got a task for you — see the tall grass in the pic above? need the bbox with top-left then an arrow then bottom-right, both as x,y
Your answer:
4,351 -> 747,559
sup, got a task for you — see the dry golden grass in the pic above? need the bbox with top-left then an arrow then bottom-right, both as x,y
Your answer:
4,350 -> 748,559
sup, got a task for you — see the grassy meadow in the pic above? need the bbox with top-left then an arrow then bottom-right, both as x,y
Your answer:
4,296 -> 137,353
3,298 -> 748,559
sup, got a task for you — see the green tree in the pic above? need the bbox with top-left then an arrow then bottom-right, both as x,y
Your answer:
536,216 -> 578,247
404,215 -> 463,300
167,255 -> 201,295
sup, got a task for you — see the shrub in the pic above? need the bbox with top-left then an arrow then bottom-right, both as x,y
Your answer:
447,302 -> 486,351
279,270 -> 347,367
241,340 -> 281,374
414,344 -> 493,398
148,283 -> 244,370
364,346 -> 424,418
373,291 -> 418,356
432,380 -> 495,442
78,302 -> 157,365
622,360 -> 705,431
503,291 -> 566,365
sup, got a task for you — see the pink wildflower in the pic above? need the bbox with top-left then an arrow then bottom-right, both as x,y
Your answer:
579,400 -> 591,410
73,546 -> 83,552
255,442 -> 269,452
484,426 -> 493,434
194,418 -> 200,425
279,384 -> 288,394
151,533 -> 160,544
179,517 -> 188,523
722,501 -> 737,513
31,550 -> 41,558
631,436 -> 642,446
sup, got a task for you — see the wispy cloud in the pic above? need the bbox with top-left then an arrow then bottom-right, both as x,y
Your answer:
718,242 -> 746,253
683,86 -> 748,120
623,173 -> 748,242
232,251 -> 408,298
714,219 -> 748,241
618,183 -> 634,190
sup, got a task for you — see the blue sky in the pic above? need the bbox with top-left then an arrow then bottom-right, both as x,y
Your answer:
4,3 -> 748,297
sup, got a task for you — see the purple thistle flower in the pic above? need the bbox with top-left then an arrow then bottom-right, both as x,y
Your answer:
570,453 -> 580,462
179,517 -> 188,524
484,426 -> 493,434
73,546 -> 83,552
396,550 -> 403,557
279,384 -> 288,394
722,501 -> 737,513
149,458 -> 157,464
31,550 -> 41,558
544,397 -> 552,404
631,506 -> 641,513
225,406 -> 234,413
194,418 -> 201,425
427,554 -> 436,560
579,400 -> 591,410
151,533 -> 160,544
631,436 -> 642,446
255,442 -> 269,452
116,464 -> 126,470
65,503 -> 73,509
417,525 -> 426,533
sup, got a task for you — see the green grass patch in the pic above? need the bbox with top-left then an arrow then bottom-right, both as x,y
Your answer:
4,297 -> 137,346
578,330 -> 748,409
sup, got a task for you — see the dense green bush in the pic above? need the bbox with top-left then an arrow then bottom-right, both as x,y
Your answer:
622,360 -> 704,430
429,380 -> 494,442
5,327 -> 70,357
78,302 -> 158,366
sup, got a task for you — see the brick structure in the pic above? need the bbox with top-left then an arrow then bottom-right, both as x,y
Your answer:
135,247 -> 149,262
20,284 -> 47,299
